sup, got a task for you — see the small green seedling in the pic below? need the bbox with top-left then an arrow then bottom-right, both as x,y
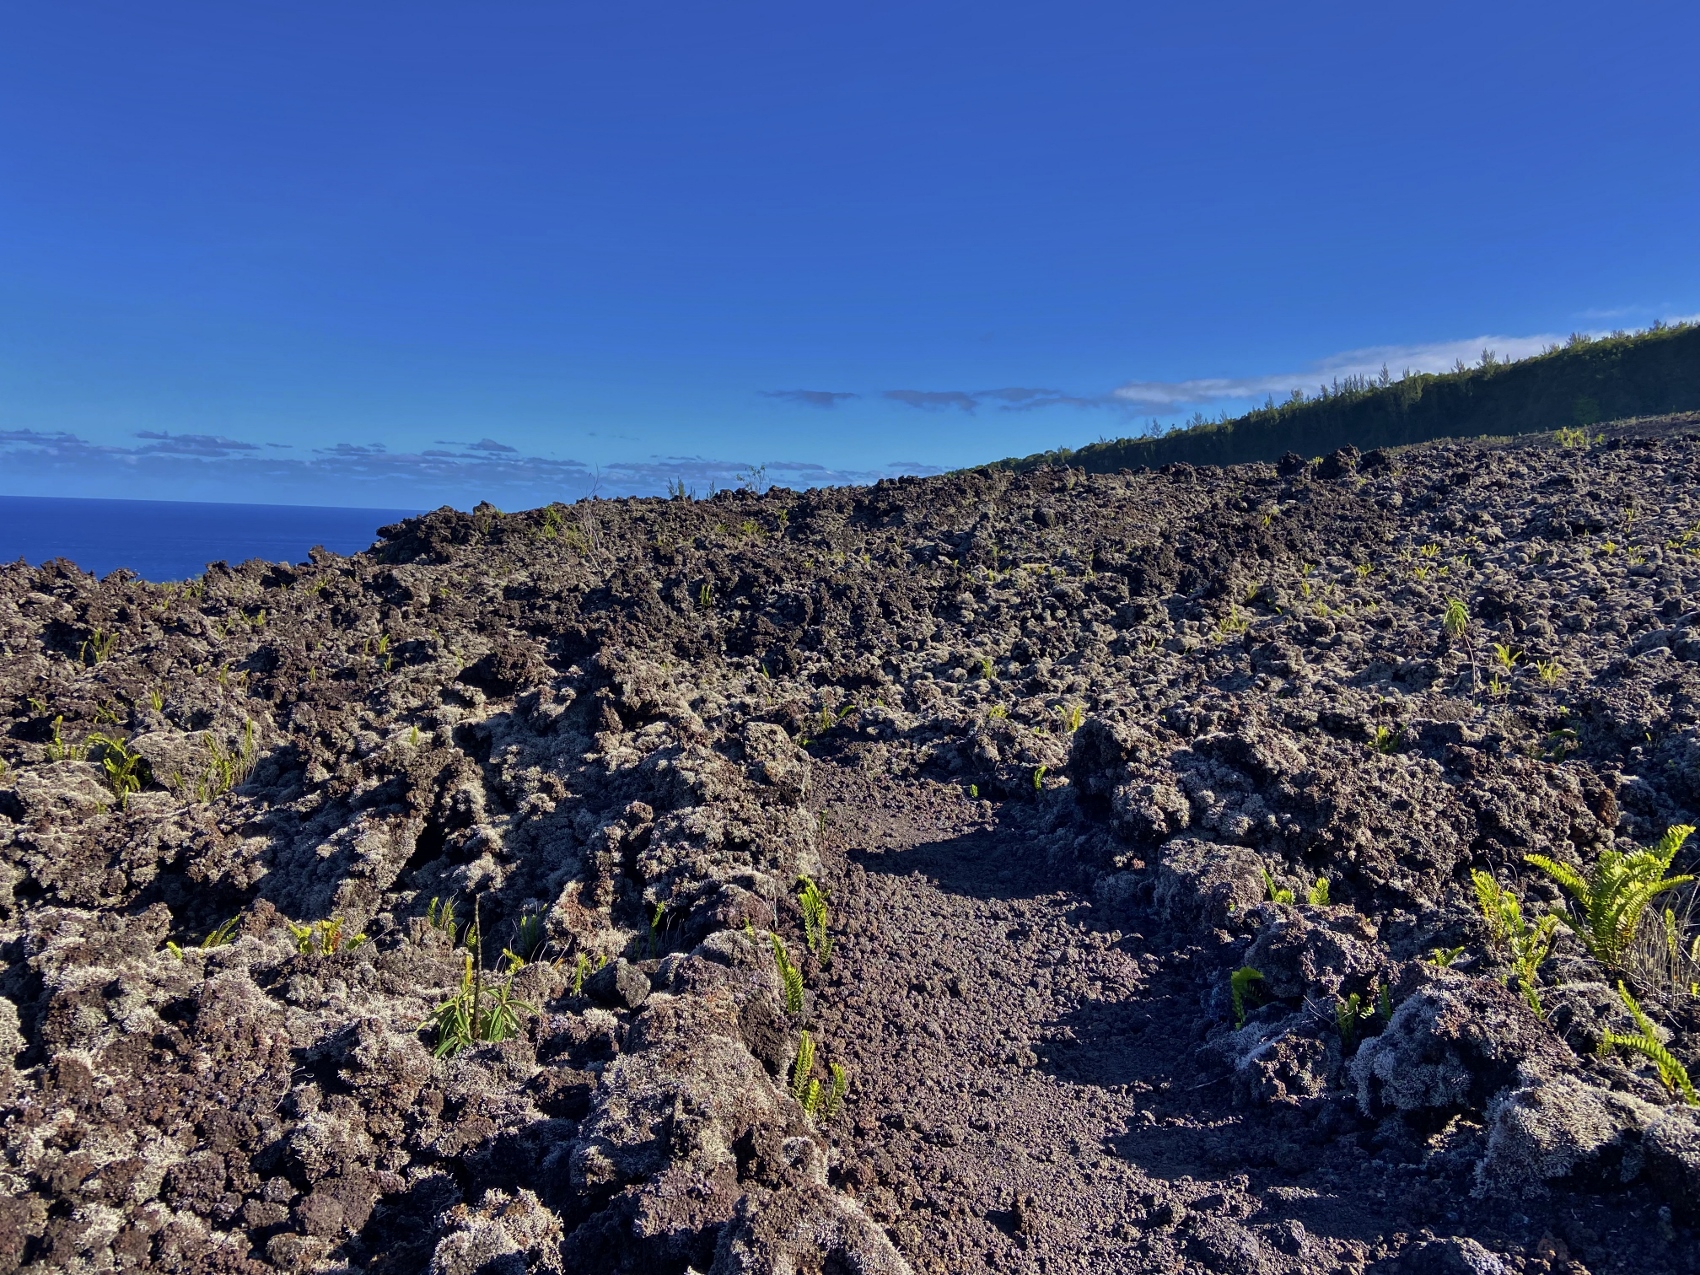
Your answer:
797,876 -> 833,967
166,915 -> 241,961
1370,725 -> 1402,755
1033,764 -> 1048,792
1230,966 -> 1265,1028
87,733 -> 147,807
1058,703 -> 1085,734
1335,992 -> 1375,1049
1491,643 -> 1521,671
1533,659 -> 1566,687
1430,946 -> 1466,967
288,917 -> 367,956
1261,866 -> 1293,905
1307,878 -> 1330,907
771,933 -> 805,1015
792,1031 -> 817,1102
45,716 -> 88,763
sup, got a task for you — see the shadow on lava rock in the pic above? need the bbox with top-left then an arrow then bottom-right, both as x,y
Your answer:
846,812 -> 1075,904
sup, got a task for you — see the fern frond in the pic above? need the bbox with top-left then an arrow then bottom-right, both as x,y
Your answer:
1523,854 -> 1588,902
1598,981 -> 1699,1105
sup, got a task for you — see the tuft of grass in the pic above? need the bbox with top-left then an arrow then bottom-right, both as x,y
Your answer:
288,916 -> 367,956
771,933 -> 805,1015
166,915 -> 240,961
1525,825 -> 1696,969
797,876 -> 833,967
541,505 -> 564,539
1230,966 -> 1265,1028
1597,982 -> 1697,1105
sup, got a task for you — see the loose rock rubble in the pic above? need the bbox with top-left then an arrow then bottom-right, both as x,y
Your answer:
4,427 -> 1700,1272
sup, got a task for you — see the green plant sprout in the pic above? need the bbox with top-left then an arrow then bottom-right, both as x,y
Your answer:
166,915 -> 241,961
505,911 -> 546,967
980,655 -> 994,680
424,951 -> 535,1058
569,951 -> 606,996
1335,992 -> 1375,1049
541,505 -> 564,539
194,721 -> 257,802
1307,878 -> 1330,907
80,628 -> 119,665
797,876 -> 833,967
1058,703 -> 1085,733
288,916 -> 368,956
1261,866 -> 1294,904
45,716 -> 88,762
1032,764 -> 1048,792
1430,946 -> 1466,967
1525,825 -> 1696,969
698,582 -> 714,609
648,901 -> 668,957
1230,966 -> 1265,1027
1533,659 -> 1566,687
1597,982 -> 1697,1105
823,1062 -> 848,1119
1369,725 -> 1402,754
1471,869 -> 1559,1015
86,733 -> 147,807
792,1030 -> 818,1104
771,933 -> 805,1015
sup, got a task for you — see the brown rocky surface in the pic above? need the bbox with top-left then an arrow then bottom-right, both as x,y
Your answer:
4,430 -> 1700,1272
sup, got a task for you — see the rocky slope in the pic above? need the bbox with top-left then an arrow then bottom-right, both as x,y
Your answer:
4,431 -> 1700,1273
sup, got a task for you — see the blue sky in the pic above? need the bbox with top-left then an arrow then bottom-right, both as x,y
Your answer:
2,1 -> 1697,508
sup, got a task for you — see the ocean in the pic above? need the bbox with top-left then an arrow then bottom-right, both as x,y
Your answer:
0,495 -> 423,583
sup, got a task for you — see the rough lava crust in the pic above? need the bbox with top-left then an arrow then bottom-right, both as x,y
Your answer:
5,429 -> 1700,1273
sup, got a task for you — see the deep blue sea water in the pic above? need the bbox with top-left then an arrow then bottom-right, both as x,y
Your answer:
0,495 -> 423,582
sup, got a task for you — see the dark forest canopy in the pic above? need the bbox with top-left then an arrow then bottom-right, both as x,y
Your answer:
990,322 -> 1700,473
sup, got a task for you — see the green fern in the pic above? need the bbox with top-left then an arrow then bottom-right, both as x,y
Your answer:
1335,992 -> 1373,1049
1230,966 -> 1265,1028
1471,869 -> 1560,1015
771,933 -> 805,1015
1307,877 -> 1330,906
791,1030 -> 817,1103
797,876 -> 833,967
86,732 -> 148,807
165,914 -> 241,961
1430,945 -> 1466,967
1261,866 -> 1293,905
1525,825 -> 1696,968
822,1062 -> 848,1118
1597,981 -> 1698,1105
